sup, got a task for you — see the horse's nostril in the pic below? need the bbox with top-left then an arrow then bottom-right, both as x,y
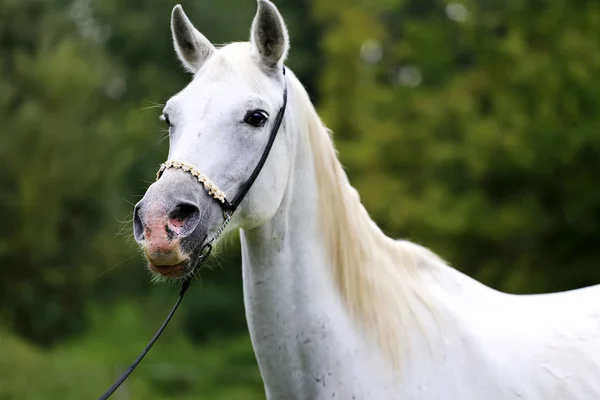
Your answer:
133,202 -> 145,242
168,203 -> 200,233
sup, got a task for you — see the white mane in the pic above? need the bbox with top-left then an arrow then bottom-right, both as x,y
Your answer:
217,43 -> 446,361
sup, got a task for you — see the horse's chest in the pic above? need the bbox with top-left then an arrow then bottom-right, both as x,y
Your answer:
241,249 -> 395,398
249,310 -> 355,398
244,304 -> 392,400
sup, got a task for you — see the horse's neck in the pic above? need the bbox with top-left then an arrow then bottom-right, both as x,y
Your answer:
239,126 -> 382,396
238,113 -> 499,398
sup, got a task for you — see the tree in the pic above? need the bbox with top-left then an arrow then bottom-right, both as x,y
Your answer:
315,0 -> 600,293
0,0 -> 130,343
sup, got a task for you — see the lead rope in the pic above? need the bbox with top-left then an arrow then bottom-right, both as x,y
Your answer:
98,213 -> 232,400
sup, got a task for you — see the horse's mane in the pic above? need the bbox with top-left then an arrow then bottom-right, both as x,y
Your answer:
219,43 -> 445,363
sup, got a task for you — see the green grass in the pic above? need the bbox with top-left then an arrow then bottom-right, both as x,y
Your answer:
0,299 -> 265,399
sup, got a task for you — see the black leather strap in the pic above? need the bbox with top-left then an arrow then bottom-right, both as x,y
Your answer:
222,67 -> 287,212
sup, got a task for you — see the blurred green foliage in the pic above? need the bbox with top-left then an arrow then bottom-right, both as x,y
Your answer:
317,0 -> 600,293
0,0 -> 599,397
0,301 -> 264,399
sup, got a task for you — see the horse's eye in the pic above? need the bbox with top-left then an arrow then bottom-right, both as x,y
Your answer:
160,113 -> 171,127
244,110 -> 269,128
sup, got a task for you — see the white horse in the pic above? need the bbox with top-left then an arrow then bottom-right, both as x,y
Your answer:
133,1 -> 600,398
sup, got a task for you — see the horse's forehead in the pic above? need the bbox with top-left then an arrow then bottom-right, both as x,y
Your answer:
168,77 -> 243,113
171,74 -> 279,118
187,74 -> 243,98
168,52 -> 281,114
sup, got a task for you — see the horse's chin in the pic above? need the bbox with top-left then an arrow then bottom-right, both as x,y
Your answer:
148,258 -> 191,279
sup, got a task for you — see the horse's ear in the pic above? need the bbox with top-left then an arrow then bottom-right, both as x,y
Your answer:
171,5 -> 215,73
250,0 -> 289,71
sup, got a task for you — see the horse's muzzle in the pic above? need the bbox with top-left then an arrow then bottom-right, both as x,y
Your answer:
133,171 -> 208,277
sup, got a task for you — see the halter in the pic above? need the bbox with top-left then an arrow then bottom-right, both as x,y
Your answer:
155,69 -> 288,214
98,68 -> 287,400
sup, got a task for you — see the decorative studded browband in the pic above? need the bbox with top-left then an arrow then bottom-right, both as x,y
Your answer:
155,67 -> 288,214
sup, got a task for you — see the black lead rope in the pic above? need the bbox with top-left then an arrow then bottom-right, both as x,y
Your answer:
97,277 -> 193,400
98,68 -> 287,400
